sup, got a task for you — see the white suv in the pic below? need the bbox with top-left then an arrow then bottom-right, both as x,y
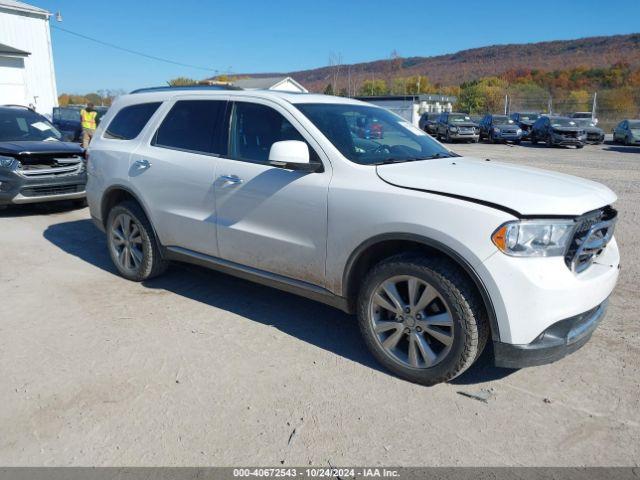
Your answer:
86,87 -> 619,385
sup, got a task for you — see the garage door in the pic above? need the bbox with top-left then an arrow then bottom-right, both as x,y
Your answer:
0,56 -> 27,106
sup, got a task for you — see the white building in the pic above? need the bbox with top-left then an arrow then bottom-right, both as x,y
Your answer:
207,76 -> 308,93
0,0 -> 57,115
356,94 -> 456,127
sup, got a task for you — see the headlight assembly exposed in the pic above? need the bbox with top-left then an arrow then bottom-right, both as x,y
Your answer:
491,220 -> 576,257
0,155 -> 20,170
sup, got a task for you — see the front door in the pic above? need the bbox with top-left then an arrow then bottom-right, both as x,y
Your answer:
214,100 -> 330,287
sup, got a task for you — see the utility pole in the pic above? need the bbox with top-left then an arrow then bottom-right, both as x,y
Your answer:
592,92 -> 597,121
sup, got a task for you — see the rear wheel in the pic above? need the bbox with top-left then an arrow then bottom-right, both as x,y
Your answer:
546,135 -> 553,147
357,255 -> 488,386
106,201 -> 168,281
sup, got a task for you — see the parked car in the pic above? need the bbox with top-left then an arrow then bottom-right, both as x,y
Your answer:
509,112 -> 541,139
0,105 -> 86,208
573,118 -> 605,144
478,114 -> 522,144
530,116 -> 586,148
612,119 -> 640,146
52,105 -> 108,142
571,111 -> 598,125
469,115 -> 483,125
436,112 -> 479,143
418,112 -> 440,136
87,88 -> 619,386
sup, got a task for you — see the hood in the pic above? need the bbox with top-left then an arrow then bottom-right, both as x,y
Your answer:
376,156 -> 616,216
551,126 -> 581,133
0,141 -> 83,157
583,126 -> 604,134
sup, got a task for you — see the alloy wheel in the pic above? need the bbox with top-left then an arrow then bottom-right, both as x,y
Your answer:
368,275 -> 454,369
110,213 -> 144,273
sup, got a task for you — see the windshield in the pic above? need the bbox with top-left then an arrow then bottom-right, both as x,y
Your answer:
0,109 -> 62,142
628,121 -> 640,129
518,113 -> 540,122
574,119 -> 597,128
296,103 -> 453,165
550,117 -> 578,128
492,115 -> 512,124
448,114 -> 471,123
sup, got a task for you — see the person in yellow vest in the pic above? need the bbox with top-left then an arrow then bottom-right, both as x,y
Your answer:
80,103 -> 97,149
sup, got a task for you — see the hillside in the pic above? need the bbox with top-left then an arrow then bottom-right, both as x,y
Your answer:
227,33 -> 640,92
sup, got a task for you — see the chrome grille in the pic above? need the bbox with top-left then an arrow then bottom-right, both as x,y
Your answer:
565,206 -> 617,273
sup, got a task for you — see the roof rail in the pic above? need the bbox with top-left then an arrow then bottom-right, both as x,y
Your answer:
130,85 -> 243,94
1,104 -> 34,110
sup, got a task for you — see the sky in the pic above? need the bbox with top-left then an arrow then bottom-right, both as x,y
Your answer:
34,0 -> 640,94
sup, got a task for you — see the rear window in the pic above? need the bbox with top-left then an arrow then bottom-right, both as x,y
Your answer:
104,102 -> 161,140
153,100 -> 227,154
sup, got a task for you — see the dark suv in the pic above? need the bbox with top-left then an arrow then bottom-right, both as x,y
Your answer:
478,114 -> 522,144
418,112 -> 440,136
436,112 -> 479,143
0,105 -> 86,208
530,116 -> 586,148
509,112 -> 540,139
52,105 -> 108,142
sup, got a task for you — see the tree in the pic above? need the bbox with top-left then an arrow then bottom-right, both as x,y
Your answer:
324,83 -> 334,95
167,77 -> 199,86
358,79 -> 388,96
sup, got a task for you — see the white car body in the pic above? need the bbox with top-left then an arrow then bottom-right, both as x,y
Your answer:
87,88 -> 619,375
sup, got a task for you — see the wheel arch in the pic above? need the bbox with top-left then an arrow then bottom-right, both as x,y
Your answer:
342,233 -> 501,341
100,185 -> 164,254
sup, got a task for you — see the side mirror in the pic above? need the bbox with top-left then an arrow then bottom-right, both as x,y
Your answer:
268,140 -> 318,172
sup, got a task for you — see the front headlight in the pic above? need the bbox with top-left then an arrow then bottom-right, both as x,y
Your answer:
491,220 -> 576,257
0,155 -> 20,170
517,128 -> 522,134
450,126 -> 458,132
493,127 -> 501,133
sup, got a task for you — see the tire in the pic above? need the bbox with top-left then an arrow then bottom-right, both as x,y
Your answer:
625,135 -> 632,146
445,131 -> 451,143
530,132 -> 537,144
546,135 -> 553,148
106,200 -> 168,282
357,254 -> 489,386
576,144 -> 584,149
514,140 -> 521,145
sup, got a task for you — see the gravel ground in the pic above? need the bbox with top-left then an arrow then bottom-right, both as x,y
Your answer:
0,141 -> 638,466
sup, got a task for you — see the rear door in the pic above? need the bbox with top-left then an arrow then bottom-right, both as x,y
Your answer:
130,97 -> 227,257
214,99 -> 330,286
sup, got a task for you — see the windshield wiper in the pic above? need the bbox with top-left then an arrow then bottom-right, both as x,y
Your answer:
373,153 -> 458,165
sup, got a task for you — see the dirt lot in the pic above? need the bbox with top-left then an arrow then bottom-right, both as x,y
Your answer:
0,141 -> 638,466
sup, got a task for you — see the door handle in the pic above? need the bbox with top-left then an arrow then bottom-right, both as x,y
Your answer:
134,159 -> 151,170
219,174 -> 243,187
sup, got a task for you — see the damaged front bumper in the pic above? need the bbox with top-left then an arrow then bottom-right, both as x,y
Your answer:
0,161 -> 87,205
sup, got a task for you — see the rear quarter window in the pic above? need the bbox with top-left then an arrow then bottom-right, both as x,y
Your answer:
104,102 -> 161,140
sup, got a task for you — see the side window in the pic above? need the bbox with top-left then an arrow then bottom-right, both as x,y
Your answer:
104,102 -> 161,140
153,100 -> 226,155
228,102 -> 319,164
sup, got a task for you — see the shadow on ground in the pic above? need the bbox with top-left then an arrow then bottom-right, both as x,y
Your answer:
43,218 -> 515,386
0,201 -> 84,218
602,146 -> 640,154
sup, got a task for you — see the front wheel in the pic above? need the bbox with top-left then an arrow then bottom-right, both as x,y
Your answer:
106,201 -> 168,281
357,255 -> 489,386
